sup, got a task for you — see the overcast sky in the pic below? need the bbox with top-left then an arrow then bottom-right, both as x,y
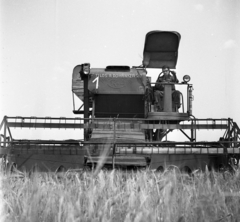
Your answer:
0,0 -> 240,140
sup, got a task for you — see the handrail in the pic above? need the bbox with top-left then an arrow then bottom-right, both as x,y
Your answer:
0,116 -> 239,150
0,137 -> 238,145
0,116 -> 233,132
150,82 -> 192,86
1,116 -> 231,122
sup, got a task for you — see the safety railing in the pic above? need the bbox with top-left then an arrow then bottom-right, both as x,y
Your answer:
148,82 -> 192,114
0,116 -> 85,150
1,116 -> 239,150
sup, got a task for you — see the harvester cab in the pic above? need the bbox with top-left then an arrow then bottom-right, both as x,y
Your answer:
1,31 -> 240,172
72,31 -> 193,141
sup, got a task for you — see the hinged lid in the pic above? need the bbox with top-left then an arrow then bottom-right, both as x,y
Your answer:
142,31 -> 181,69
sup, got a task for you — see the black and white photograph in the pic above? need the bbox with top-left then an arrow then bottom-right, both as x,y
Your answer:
1,0 -> 240,221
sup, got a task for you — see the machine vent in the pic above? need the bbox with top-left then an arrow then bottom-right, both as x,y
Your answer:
94,94 -> 145,118
105,66 -> 130,72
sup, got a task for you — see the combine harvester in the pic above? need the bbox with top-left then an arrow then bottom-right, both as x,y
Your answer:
1,31 -> 240,173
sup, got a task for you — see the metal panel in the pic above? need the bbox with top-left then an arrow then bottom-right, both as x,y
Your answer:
143,31 -> 181,68
94,95 -> 145,118
7,122 -> 84,129
88,68 -> 147,94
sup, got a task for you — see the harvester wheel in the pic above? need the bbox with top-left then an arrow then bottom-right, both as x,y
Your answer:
9,163 -> 17,173
165,165 -> 181,175
225,155 -> 240,174
181,166 -> 192,175
156,166 -> 164,173
219,163 -> 235,176
229,155 -> 240,168
56,165 -> 66,173
83,165 -> 92,172
218,164 -> 225,173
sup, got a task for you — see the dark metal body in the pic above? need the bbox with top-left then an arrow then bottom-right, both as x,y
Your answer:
1,31 -> 240,172
1,116 -> 240,172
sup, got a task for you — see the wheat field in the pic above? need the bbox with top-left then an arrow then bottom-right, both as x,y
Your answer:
1,168 -> 240,222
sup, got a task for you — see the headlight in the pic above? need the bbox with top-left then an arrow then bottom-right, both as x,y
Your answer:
83,63 -> 90,75
183,75 -> 191,83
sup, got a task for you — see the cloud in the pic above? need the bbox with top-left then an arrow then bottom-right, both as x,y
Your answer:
223,39 -> 237,49
194,4 -> 204,11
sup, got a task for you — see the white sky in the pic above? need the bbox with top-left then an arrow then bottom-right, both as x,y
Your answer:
0,0 -> 240,140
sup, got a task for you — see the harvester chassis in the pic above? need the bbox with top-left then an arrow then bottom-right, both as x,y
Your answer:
1,116 -> 239,173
